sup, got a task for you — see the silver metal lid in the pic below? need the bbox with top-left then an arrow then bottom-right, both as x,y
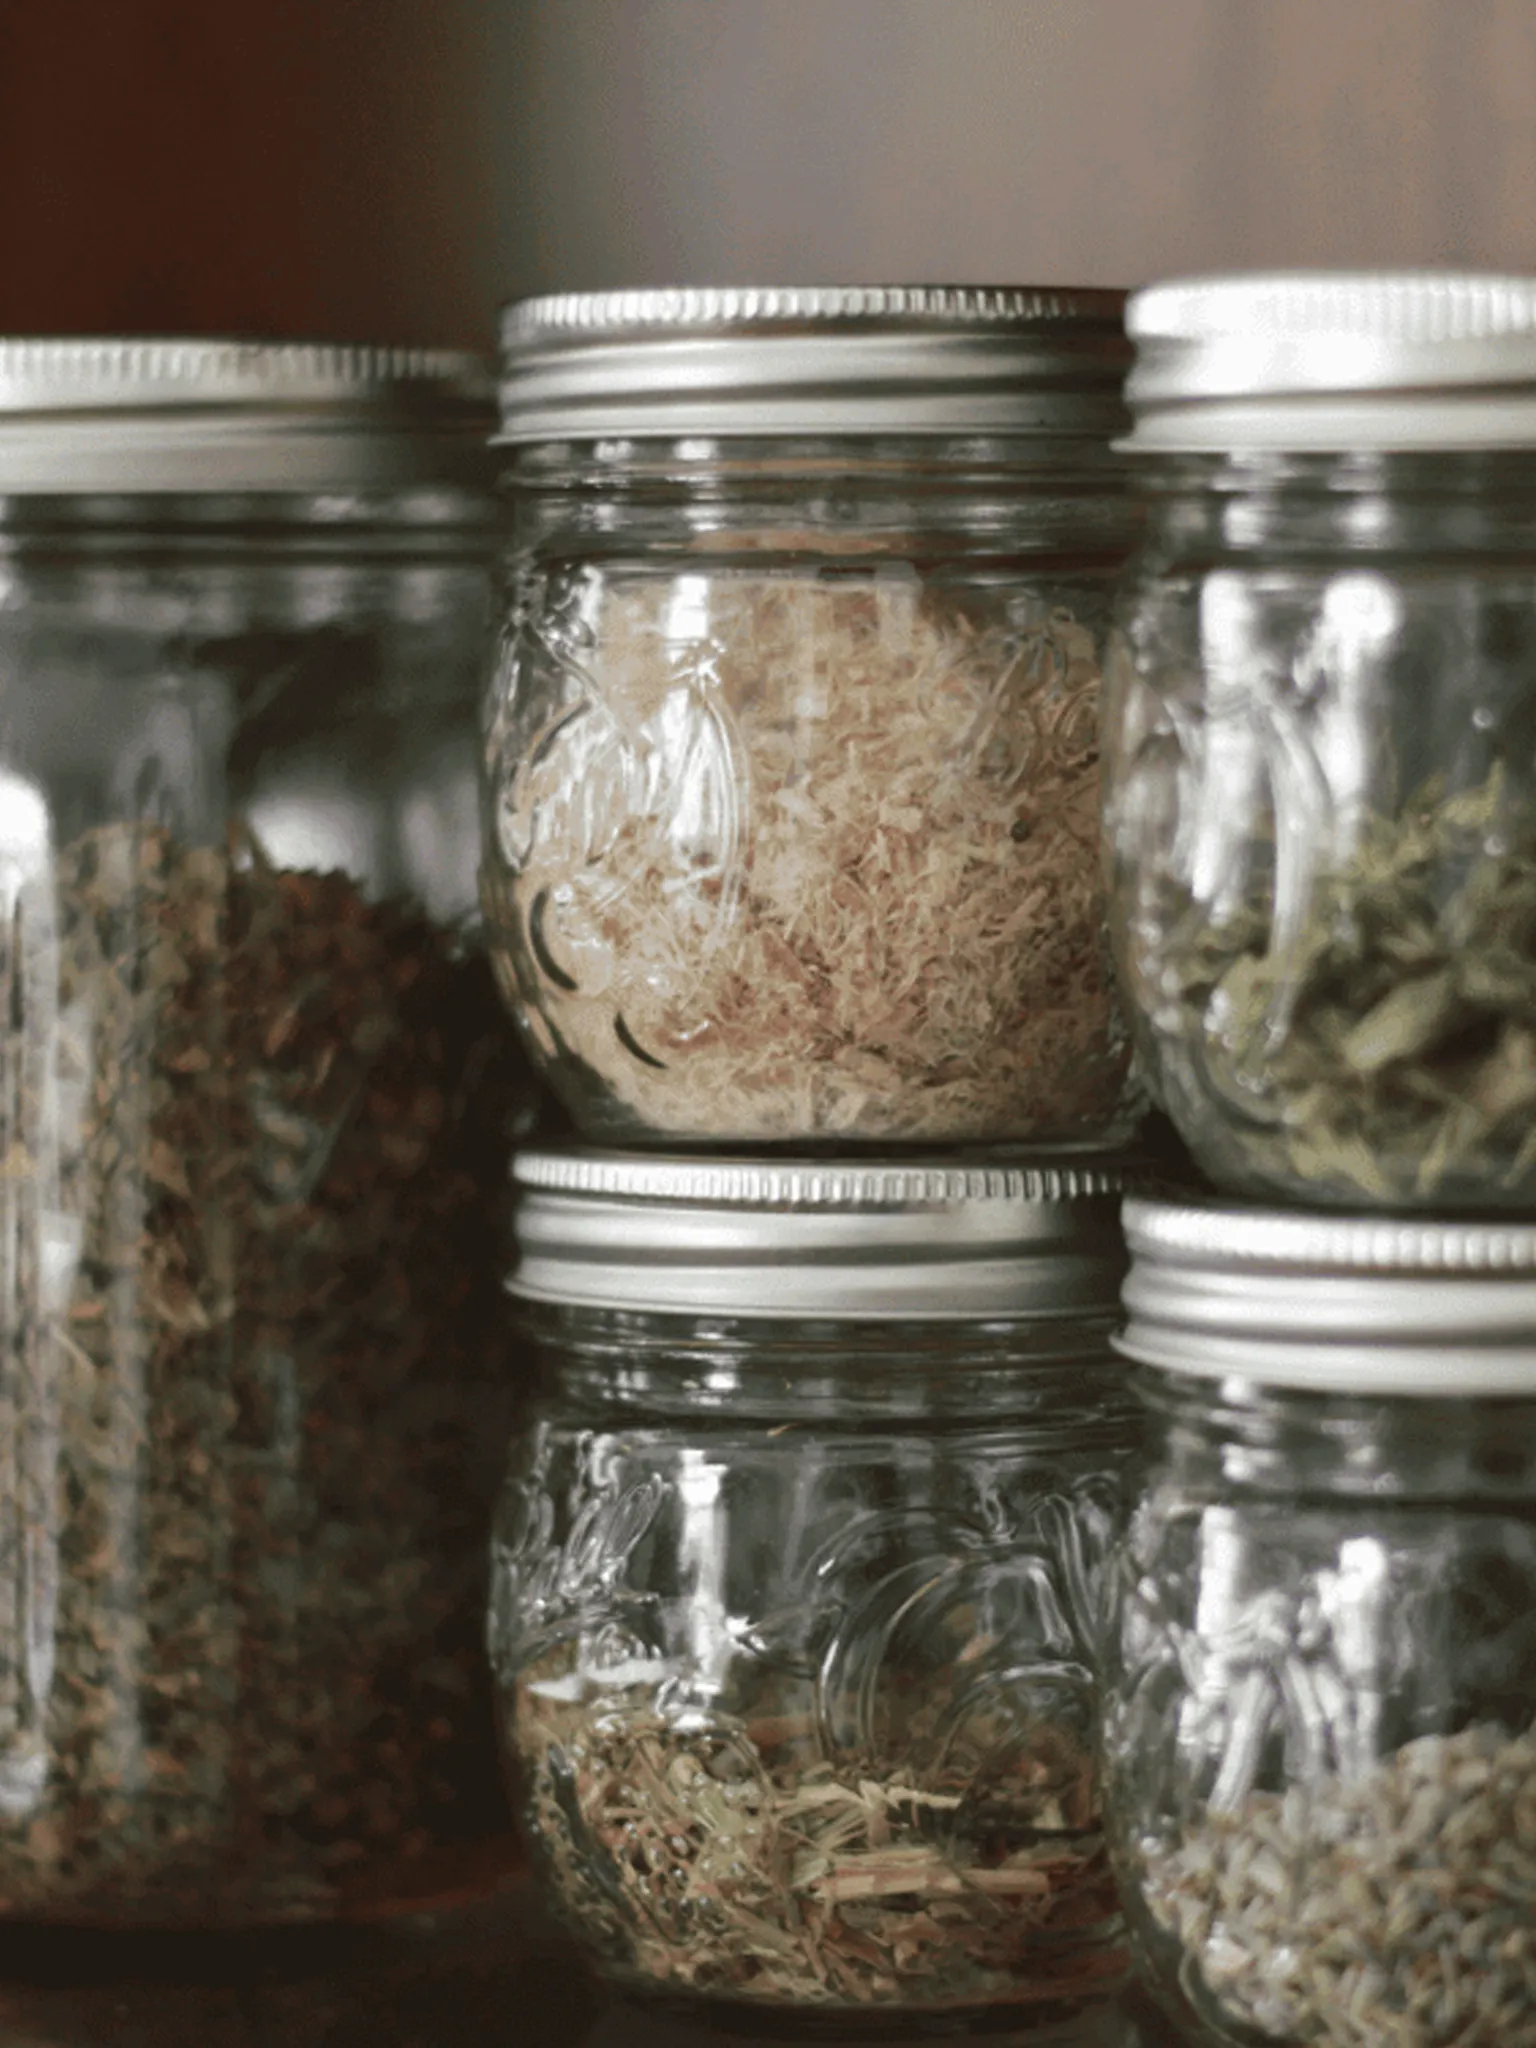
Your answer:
510,1147 -> 1130,1320
1124,270 -> 1536,452
1120,1196 -> 1536,1394
496,285 -> 1131,443
0,339 -> 496,493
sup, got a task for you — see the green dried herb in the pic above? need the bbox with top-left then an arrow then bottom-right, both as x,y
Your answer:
1153,766 -> 1536,1204
0,822 -> 523,1924
512,1655 -> 1127,2017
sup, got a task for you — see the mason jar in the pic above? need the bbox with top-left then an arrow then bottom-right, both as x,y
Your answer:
489,1148 -> 1140,2034
1104,270 -> 1536,1209
481,285 -> 1142,1147
0,340 -> 532,1924
1103,1196 -> 1536,2048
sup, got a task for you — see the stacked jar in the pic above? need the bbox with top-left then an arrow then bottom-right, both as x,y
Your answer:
1099,274 -> 1536,2045
0,340 -> 532,1925
478,286 -> 1151,2033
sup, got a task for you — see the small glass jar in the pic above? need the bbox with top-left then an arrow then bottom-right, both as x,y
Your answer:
1105,271 -> 1536,1209
490,1149 -> 1141,2034
1103,1196 -> 1536,2048
482,286 -> 1142,1147
0,341 -> 533,1924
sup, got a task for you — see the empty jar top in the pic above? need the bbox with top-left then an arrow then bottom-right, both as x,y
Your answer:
1121,1195 -> 1536,1395
496,284 -> 1131,442
0,338 -> 495,491
1123,268 -> 1536,452
510,1148 -> 1129,1320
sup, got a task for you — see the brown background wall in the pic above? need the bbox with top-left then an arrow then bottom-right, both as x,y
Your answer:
0,0 -> 480,340
2,0 -> 1535,351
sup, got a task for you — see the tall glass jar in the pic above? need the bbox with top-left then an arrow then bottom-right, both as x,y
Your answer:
0,341 -> 532,1925
1104,271 -> 1536,1209
490,1149 -> 1140,2036
1103,1196 -> 1536,2048
482,286 -> 1142,1147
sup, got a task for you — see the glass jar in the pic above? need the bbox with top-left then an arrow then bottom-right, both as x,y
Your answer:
0,341 -> 534,1925
482,286 -> 1143,1147
1103,1196 -> 1536,2048
490,1149 -> 1140,2034
1105,271 -> 1536,1209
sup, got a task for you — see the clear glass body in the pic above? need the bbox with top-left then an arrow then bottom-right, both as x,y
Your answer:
1104,449 -> 1536,1209
482,436 -> 1141,1146
1102,1371 -> 1536,2047
0,492 -> 530,1924
489,1300 -> 1139,2034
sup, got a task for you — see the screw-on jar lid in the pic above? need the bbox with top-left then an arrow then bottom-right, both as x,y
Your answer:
496,285 -> 1131,443
510,1147 -> 1130,1321
0,339 -> 496,492
1120,1196 -> 1536,1395
1124,270 -> 1536,452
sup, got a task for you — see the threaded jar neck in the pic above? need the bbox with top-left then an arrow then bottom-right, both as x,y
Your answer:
520,1300 -> 1134,1433
1140,1369 -> 1536,1502
1129,447 -> 1536,568
501,435 -> 1137,565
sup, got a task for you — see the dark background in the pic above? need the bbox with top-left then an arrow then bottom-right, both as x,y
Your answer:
2,0 -> 1534,355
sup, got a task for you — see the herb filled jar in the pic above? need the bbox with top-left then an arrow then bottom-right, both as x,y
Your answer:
0,341 -> 533,1925
1105,270 -> 1536,1209
491,1149 -> 1140,2033
1104,1196 -> 1536,2048
482,286 -> 1142,1146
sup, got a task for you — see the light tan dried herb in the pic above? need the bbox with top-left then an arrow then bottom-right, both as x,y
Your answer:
486,573 -> 1135,1142
1142,1722 -> 1536,2047
1155,767 -> 1536,1204
511,1657 -> 1126,2016
0,821 -> 522,1924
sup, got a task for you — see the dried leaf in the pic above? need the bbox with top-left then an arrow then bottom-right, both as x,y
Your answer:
1152,766 -> 1536,1204
513,1653 -> 1127,2015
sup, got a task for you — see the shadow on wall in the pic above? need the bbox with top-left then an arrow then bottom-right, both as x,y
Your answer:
477,0 -> 1536,300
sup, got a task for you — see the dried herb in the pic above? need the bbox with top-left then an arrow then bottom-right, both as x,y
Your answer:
486,573 -> 1135,1142
1152,767 -> 1536,1204
1141,1723 -> 1536,2046
511,1657 -> 1126,2016
0,822 -> 523,1924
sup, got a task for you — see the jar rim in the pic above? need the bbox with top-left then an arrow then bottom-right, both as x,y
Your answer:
496,284 -> 1131,445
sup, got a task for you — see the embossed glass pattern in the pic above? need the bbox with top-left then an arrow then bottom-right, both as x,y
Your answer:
489,1299 -> 1138,2030
482,433 -> 1140,1144
1103,1372 -> 1536,2048
1105,449 -> 1536,1208
0,488 -> 527,1925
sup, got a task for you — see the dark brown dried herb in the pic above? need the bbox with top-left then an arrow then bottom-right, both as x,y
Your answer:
0,822 -> 526,1924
